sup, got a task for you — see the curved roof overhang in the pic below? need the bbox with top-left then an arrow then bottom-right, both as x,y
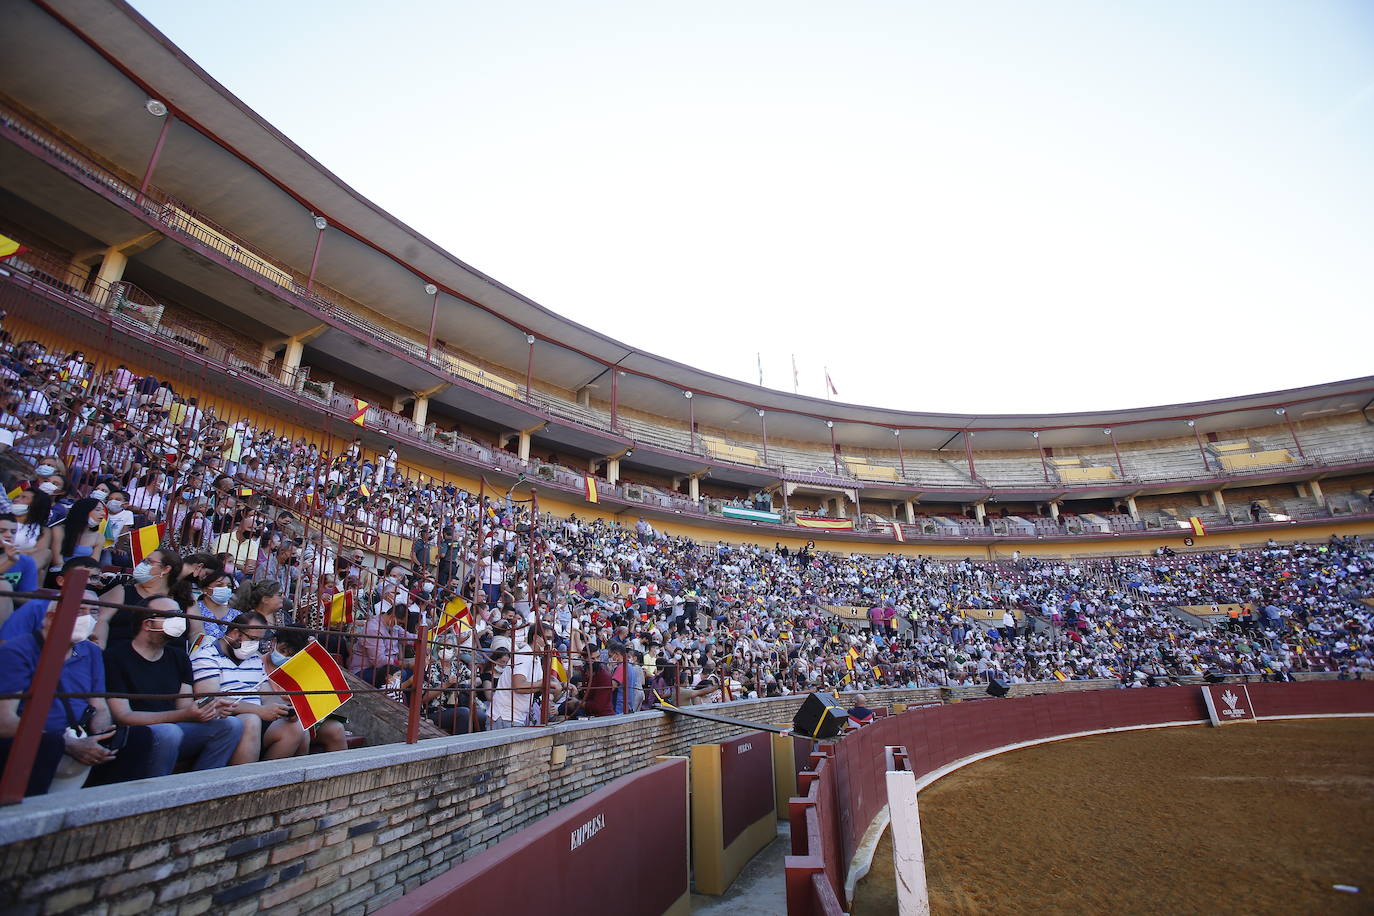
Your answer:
6,0 -> 1373,454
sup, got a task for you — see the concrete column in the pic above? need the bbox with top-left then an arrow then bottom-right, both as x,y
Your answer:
94,246 -> 128,292
1125,496 -> 1139,520
1309,479 -> 1324,506
904,499 -> 916,525
1212,489 -> 1227,513
1049,501 -> 1060,520
259,344 -> 278,373
689,476 -> 700,502
973,502 -> 986,524
279,338 -> 304,385
517,431 -> 531,463
606,458 -> 620,486
412,396 -> 429,428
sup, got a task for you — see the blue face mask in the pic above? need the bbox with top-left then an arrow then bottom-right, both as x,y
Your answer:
269,650 -> 290,667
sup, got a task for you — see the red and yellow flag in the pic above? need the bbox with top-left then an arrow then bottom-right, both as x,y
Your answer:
434,596 -> 473,635
0,234 -> 26,261
238,487 -> 254,498
131,523 -> 165,566
266,639 -> 352,729
1053,670 -> 1068,682
583,476 -> 598,504
1188,516 -> 1207,538
349,399 -> 369,427
326,591 -> 354,628
550,655 -> 568,683
358,482 -> 371,499
892,522 -> 904,543
6,481 -> 27,501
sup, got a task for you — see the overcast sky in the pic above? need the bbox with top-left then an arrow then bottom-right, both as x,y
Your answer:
131,0 -> 1373,415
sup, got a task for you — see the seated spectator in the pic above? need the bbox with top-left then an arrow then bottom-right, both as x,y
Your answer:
104,600 -> 242,775
491,623 -> 553,729
194,570 -> 238,642
349,600 -> 410,688
1,555 -> 101,641
0,588 -> 156,795
847,693 -> 875,727
192,611 -> 306,763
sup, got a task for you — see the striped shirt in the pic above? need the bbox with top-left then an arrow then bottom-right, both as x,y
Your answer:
190,641 -> 265,706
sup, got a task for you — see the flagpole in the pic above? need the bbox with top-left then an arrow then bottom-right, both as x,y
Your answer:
824,365 -> 831,401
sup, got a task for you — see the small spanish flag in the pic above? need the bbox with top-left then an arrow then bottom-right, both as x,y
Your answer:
358,482 -> 371,498
6,481 -> 27,500
892,522 -> 904,543
549,654 -> 568,683
131,523 -> 165,566
266,639 -> 353,729
1188,516 -> 1206,537
873,665 -> 883,679
1053,669 -> 1068,682
238,487 -> 254,498
583,476 -> 598,503
326,591 -> 354,628
434,595 -> 473,634
845,653 -> 856,671
0,233 -> 26,261
349,399 -> 368,427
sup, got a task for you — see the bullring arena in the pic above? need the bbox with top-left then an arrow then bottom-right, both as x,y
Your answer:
0,3 -> 1372,915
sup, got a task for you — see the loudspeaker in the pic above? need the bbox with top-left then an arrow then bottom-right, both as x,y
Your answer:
792,691 -> 848,739
986,678 -> 1011,698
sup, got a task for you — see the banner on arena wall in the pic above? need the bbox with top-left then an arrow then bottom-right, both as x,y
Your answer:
795,516 -> 854,530
721,505 -> 782,523
1201,684 -> 1257,726
585,577 -> 634,600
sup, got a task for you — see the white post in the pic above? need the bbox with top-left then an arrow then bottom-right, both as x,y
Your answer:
886,768 -> 930,916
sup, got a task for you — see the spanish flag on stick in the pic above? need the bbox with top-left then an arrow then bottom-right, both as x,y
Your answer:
583,475 -> 598,504
434,596 -> 473,635
266,639 -> 352,729
549,654 -> 568,683
131,523 -> 165,566
349,399 -> 369,427
1053,670 -> 1069,682
1188,516 -> 1207,538
326,591 -> 354,628
6,481 -> 27,500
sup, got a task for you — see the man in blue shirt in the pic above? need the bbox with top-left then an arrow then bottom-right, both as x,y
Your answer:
0,556 -> 101,642
0,589 -> 154,796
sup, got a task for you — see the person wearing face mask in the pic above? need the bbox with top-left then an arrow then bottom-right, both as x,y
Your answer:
421,630 -> 483,735
9,488 -> 53,570
192,611 -> 306,764
103,601 -> 242,776
0,589 -> 157,795
196,572 -> 239,642
97,548 -> 191,647
262,628 -> 348,752
1,556 -> 103,640
44,497 -> 111,585
214,510 -> 262,578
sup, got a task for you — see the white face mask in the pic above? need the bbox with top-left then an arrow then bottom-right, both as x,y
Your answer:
70,614 -> 96,643
423,582 -> 435,594
234,639 -> 260,661
35,464 -> 56,477
107,500 -> 125,513
12,504 -> 27,517
90,491 -> 108,502
159,616 -> 187,639
38,482 -> 60,495
132,562 -> 156,584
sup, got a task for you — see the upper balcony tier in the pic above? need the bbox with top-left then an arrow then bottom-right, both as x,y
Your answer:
1,0 -> 1373,496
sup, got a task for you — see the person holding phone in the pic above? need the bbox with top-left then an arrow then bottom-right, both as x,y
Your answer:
0,589 -> 157,795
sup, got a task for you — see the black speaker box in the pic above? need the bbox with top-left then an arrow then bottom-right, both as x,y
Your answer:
792,691 -> 848,739
986,678 -> 1011,698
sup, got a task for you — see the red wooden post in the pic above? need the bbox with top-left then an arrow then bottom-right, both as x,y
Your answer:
894,429 -> 906,477
1278,408 -> 1306,459
685,392 -> 695,452
1034,431 -> 1048,482
1106,428 -> 1125,477
1190,420 -> 1209,471
0,569 -> 90,804
524,335 -> 536,401
758,410 -> 769,465
963,431 -> 977,480
425,286 -> 440,361
828,421 -> 838,474
610,368 -> 619,431
406,624 -> 429,744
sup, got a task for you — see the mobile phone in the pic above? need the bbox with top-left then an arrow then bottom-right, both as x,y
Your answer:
196,695 -> 215,707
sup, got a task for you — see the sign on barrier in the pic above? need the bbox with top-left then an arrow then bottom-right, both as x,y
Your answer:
1201,684 -> 1257,726
692,731 -> 776,895
377,758 -> 690,916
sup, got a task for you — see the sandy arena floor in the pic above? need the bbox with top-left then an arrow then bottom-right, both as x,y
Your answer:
851,718 -> 1374,916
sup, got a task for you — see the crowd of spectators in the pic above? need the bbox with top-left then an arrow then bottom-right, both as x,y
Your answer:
0,329 -> 1370,797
